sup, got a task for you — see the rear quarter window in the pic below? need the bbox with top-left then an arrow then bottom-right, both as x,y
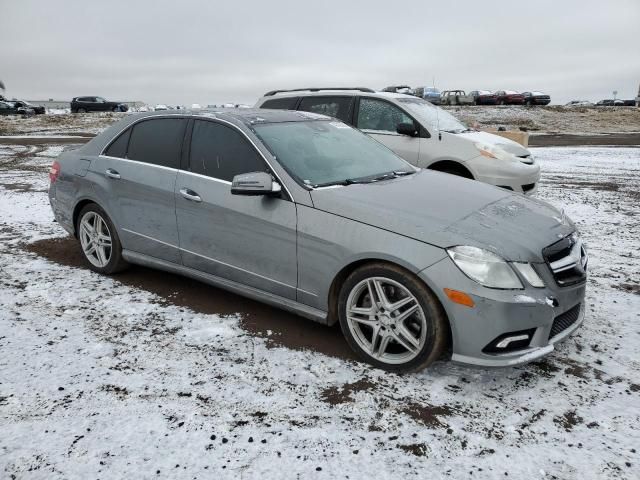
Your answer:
298,96 -> 353,122
260,97 -> 299,110
104,128 -> 131,158
127,118 -> 186,168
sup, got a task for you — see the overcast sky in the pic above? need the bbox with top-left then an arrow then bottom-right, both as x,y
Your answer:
2,0 -> 639,105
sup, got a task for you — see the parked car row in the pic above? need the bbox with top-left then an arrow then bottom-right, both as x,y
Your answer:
50,93 -> 585,372
391,87 -> 552,106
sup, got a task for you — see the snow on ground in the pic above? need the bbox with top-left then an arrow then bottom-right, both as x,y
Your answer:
0,144 -> 639,479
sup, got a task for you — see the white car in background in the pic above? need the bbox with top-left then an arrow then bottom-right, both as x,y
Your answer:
256,88 -> 540,195
565,100 -> 594,107
191,103 -> 202,109
154,104 -> 168,111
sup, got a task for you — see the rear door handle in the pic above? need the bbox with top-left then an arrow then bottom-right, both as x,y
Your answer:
105,168 -> 121,179
180,188 -> 202,203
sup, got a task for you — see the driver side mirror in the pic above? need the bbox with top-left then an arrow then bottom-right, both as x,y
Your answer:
396,122 -> 418,137
231,171 -> 282,196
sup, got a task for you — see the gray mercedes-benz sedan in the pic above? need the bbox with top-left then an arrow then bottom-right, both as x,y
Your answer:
48,109 -> 587,372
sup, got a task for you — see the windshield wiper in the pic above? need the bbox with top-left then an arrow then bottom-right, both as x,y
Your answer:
312,170 -> 416,188
311,178 -> 368,188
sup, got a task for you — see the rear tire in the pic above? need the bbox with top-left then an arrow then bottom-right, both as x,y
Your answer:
77,204 -> 128,274
337,262 -> 449,373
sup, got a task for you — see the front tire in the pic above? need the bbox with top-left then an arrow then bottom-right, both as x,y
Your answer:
338,263 -> 448,372
77,204 -> 128,274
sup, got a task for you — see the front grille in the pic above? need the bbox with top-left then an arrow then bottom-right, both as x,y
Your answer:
549,304 -> 581,339
522,183 -> 536,192
543,233 -> 588,286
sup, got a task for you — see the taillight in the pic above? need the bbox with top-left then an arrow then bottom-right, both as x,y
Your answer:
49,161 -> 61,183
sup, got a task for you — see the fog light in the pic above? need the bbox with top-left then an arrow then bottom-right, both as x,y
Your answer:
482,328 -> 536,354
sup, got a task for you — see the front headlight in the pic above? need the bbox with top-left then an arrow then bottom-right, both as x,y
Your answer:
474,142 -> 515,162
447,246 -> 523,289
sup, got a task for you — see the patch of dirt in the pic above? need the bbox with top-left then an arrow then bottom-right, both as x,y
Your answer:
401,402 -> 455,429
397,443 -> 428,457
0,182 -> 44,193
24,236 -> 358,362
554,410 -> 584,432
615,283 -> 640,295
320,378 -> 376,405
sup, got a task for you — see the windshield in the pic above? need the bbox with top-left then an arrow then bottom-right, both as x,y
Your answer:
397,98 -> 468,133
253,120 -> 414,187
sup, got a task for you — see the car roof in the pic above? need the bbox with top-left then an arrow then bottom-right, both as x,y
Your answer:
122,108 -> 334,126
258,90 -> 415,101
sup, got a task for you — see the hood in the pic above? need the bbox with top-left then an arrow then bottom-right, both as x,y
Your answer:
310,170 -> 573,262
457,130 -> 530,157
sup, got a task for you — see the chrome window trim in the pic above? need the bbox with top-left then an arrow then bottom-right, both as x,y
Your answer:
179,170 -> 232,185
98,154 -> 179,173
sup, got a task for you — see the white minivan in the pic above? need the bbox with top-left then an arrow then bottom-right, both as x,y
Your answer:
255,88 -> 540,194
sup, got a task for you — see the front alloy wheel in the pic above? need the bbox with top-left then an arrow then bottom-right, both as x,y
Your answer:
346,277 -> 427,365
338,263 -> 448,372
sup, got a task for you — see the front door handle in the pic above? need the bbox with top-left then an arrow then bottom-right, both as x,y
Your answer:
180,188 -> 202,203
105,168 -> 121,179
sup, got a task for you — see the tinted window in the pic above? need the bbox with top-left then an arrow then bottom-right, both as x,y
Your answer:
298,96 -> 353,122
356,98 -> 414,132
104,127 -> 131,158
127,119 -> 185,168
189,120 -> 266,182
261,97 -> 299,110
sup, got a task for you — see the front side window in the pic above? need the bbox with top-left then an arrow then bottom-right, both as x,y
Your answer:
253,120 -> 413,187
189,120 -> 266,182
298,96 -> 353,122
356,98 -> 415,133
127,118 -> 185,168
398,97 -> 468,134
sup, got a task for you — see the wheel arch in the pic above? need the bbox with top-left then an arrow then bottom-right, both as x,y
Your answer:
428,160 -> 474,179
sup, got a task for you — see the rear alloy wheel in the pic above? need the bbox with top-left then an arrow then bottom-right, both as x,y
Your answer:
77,204 -> 128,274
338,263 -> 448,372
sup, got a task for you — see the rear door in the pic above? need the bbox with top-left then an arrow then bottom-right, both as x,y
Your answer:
94,117 -> 185,263
175,119 -> 298,299
354,97 -> 420,163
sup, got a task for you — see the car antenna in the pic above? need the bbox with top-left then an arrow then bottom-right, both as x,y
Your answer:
433,77 -> 441,141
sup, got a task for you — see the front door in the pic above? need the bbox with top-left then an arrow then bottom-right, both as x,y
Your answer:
355,97 -> 420,164
175,119 -> 298,300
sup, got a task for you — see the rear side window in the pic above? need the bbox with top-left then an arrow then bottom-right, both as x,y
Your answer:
127,118 -> 186,168
261,97 -> 299,110
189,120 -> 266,182
298,96 -> 353,122
104,128 -> 131,158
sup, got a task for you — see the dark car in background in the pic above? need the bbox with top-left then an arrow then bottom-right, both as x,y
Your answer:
596,99 -> 624,106
71,96 -> 128,113
469,90 -> 498,105
0,100 -> 34,116
522,92 -> 551,106
12,100 -> 45,114
495,91 -> 525,105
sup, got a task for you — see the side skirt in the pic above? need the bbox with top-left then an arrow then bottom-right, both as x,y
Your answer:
121,250 -> 329,325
